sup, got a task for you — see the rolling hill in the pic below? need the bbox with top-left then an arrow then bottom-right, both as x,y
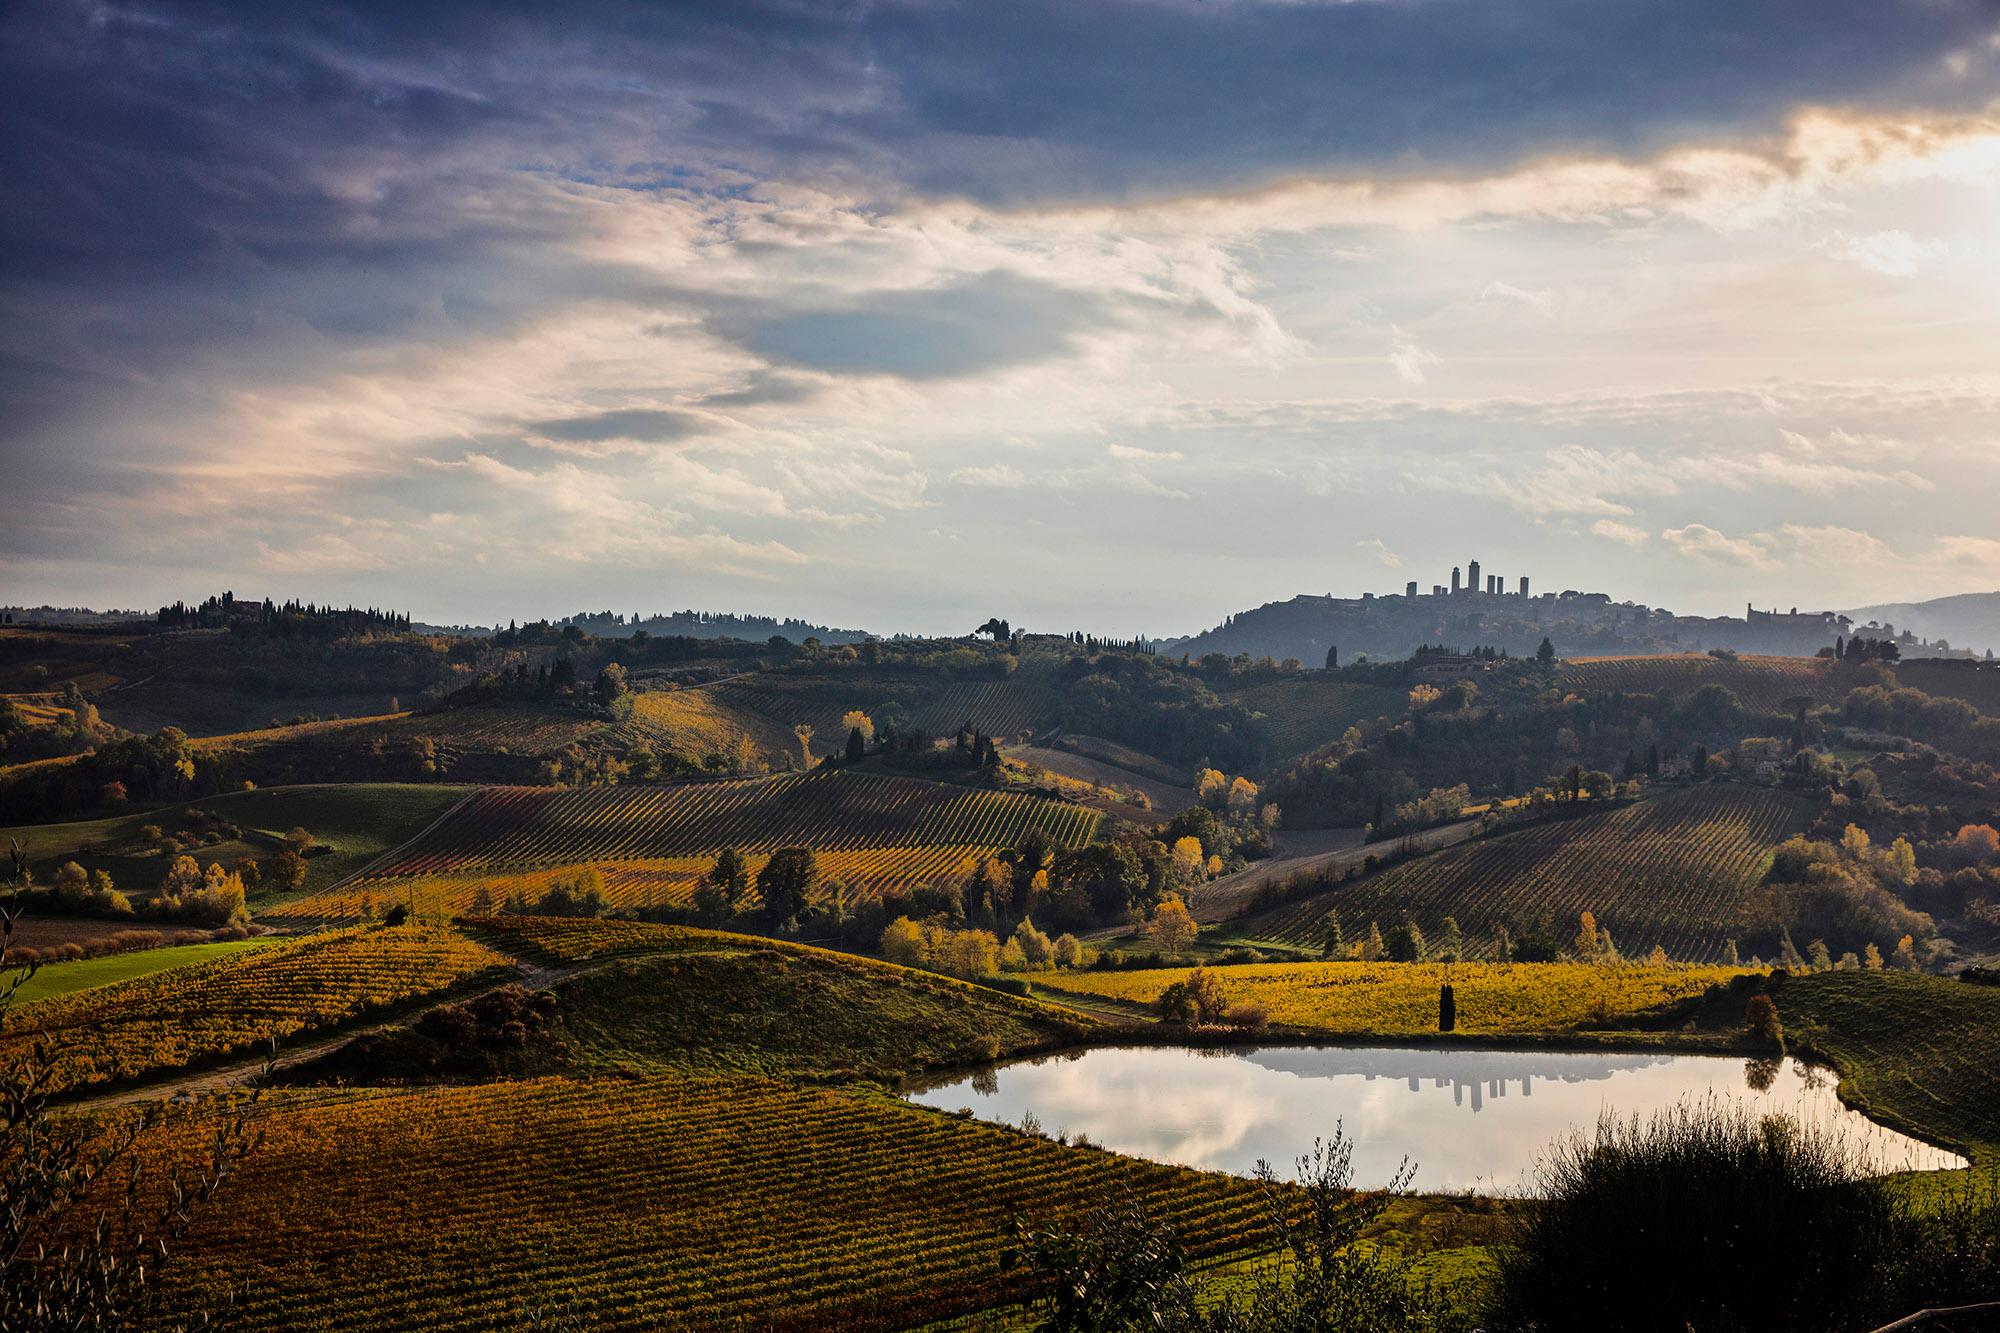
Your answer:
1235,785 -> 1814,962
276,769 -> 1102,920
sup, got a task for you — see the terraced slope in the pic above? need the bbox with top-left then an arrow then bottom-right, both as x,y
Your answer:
278,769 -> 1101,919
1239,786 -> 1813,961
0,924 -> 508,1095
145,1075 -> 1273,1331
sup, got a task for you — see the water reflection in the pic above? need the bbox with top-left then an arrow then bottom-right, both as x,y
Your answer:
904,1044 -> 1965,1193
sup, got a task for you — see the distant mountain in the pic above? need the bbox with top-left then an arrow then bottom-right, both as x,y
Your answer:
1844,592 -> 2000,655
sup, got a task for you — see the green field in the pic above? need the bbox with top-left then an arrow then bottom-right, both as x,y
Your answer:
315,917 -> 1098,1085
1753,971 -> 2000,1163
0,783 -> 470,906
1238,786 -> 1813,961
8,938 -> 278,1002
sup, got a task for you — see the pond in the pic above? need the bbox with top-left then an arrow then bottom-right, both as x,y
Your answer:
904,1044 -> 1965,1193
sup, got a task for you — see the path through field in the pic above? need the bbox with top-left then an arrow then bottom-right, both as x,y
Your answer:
1192,819 -> 1480,924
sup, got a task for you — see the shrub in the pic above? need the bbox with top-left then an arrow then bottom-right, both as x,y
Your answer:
1489,1102 -> 1893,1331
1223,1002 -> 1269,1032
1155,968 -> 1227,1026
1744,993 -> 1784,1047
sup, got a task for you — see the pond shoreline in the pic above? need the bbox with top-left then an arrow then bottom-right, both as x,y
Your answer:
903,1041 -> 1968,1192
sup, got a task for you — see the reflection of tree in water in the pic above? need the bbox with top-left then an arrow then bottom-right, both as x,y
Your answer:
1793,1060 -> 1830,1092
972,1068 -> 999,1097
1744,1056 -> 1781,1094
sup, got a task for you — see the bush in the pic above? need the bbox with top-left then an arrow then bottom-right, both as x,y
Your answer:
1744,993 -> 1783,1047
1490,1101 -> 1896,1331
1222,1002 -> 1269,1032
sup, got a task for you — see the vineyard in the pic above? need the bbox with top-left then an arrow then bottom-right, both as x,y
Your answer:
1239,786 -> 1813,961
0,925 -> 509,1094
277,770 -> 1102,919
619,686 -> 792,761
145,1075 -> 1273,1331
1226,677 -> 1410,759
1559,654 -> 1842,713
1043,961 -> 1750,1036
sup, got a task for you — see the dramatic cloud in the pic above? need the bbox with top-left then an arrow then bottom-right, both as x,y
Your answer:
6,0 -> 2000,629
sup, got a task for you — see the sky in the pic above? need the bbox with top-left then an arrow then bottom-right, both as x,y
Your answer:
6,0 -> 2000,637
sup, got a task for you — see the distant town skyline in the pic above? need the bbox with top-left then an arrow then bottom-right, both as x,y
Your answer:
7,1 -> 2000,635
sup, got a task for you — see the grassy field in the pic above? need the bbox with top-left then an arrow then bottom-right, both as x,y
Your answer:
0,783 -> 471,906
1,924 -> 509,1095
142,1075 -> 1274,1332
1752,971 -> 2000,1162
323,917 -> 1100,1085
1041,960 -> 1751,1035
1238,786 -> 1812,962
280,770 -> 1101,919
8,938 -> 277,1002
1559,653 -> 1843,712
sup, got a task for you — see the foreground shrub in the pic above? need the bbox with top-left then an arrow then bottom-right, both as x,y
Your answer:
1487,1099 -> 1998,1331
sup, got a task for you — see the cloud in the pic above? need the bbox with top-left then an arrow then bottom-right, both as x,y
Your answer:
950,463 -> 1028,488
1824,229 -> 1945,277
1108,444 -> 1182,462
1661,523 -> 1771,569
1387,329 -> 1437,386
1357,538 -> 1402,569
740,272 -> 1117,380
1591,520 -> 1651,547
526,408 -> 705,445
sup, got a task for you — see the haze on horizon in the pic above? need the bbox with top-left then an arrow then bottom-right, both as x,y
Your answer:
6,0 -> 2000,638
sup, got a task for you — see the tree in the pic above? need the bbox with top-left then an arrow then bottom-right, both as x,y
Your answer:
1147,896 -> 1199,957
844,726 -> 866,763
1168,836 -> 1206,890
879,916 -> 929,968
1012,917 -> 1055,968
792,724 -> 815,770
268,847 -> 307,893
1321,908 -> 1346,959
1863,942 -> 1884,970
1892,934 -> 1918,970
756,847 -> 818,925
1536,636 -> 1556,667
841,711 -> 875,746
1573,911 -> 1601,960
707,848 -> 751,910
1194,769 -> 1228,808
1154,967 -> 1226,1025
1225,776 -> 1260,818
1361,920 -> 1386,962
